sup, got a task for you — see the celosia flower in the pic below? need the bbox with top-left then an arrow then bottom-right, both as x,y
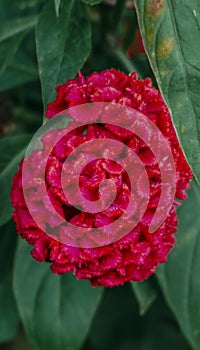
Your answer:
11,69 -> 192,287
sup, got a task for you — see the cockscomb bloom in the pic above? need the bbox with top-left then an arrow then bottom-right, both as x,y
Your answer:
11,69 -> 192,287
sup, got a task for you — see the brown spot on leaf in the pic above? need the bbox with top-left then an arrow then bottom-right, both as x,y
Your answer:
181,124 -> 187,134
147,31 -> 153,46
160,68 -> 170,77
157,37 -> 174,58
149,0 -> 164,15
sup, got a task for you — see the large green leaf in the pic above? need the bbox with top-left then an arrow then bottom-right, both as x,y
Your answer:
0,221 -> 19,343
0,134 -> 32,226
157,181 -> 200,350
131,279 -> 157,315
36,0 -> 91,110
0,16 -> 37,73
135,0 -> 200,182
13,239 -> 103,350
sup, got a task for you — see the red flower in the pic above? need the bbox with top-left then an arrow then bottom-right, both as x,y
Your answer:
11,69 -> 192,287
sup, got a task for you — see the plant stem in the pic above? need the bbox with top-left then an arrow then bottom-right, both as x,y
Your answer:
112,47 -> 139,73
107,34 -> 143,76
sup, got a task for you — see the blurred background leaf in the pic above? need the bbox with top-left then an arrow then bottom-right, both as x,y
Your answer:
0,51 -> 38,92
0,16 -> 37,74
0,221 -> 19,343
54,0 -> 62,17
82,0 -> 103,5
0,135 -> 32,226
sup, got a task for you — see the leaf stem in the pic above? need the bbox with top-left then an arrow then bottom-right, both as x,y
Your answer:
112,46 -> 139,73
107,34 -> 143,76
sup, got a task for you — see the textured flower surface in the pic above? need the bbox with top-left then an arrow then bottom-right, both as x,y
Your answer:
11,69 -> 192,287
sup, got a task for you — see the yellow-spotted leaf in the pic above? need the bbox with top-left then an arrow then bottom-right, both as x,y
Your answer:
135,0 -> 200,182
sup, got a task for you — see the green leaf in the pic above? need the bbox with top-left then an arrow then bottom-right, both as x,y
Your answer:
0,16 -> 37,73
0,16 -> 37,42
131,279 -> 157,315
110,0 -> 126,31
0,221 -> 17,283
85,285 -> 190,350
0,35 -> 24,74
13,239 -> 103,350
36,0 -> 91,111
0,275 -> 19,343
55,0 -> 62,16
0,51 -> 38,91
0,134 -> 32,226
0,221 -> 19,343
82,0 -> 102,5
156,181 -> 200,350
134,0 -> 200,182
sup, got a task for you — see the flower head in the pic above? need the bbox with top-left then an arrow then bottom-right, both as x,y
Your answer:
11,69 -> 192,287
